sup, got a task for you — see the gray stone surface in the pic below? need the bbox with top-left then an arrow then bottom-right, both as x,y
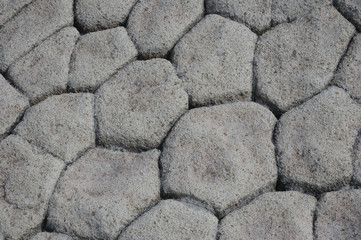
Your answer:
8,27 -> 79,104
0,0 -> 73,72
127,0 -> 204,58
219,191 -> 316,240
118,200 -> 218,240
75,0 -> 138,32
276,87 -> 361,193
255,6 -> 355,113
161,101 -> 277,216
334,0 -> 361,31
96,59 -> 188,150
172,14 -> 257,107
315,190 -> 361,240
15,93 -> 95,163
47,148 -> 160,239
28,232 -> 73,240
0,75 -> 29,140
353,134 -> 361,185
68,27 -> 137,92
0,135 -> 64,240
0,0 -> 33,26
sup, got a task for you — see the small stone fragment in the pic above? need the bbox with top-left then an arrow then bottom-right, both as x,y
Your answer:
161,101 -> 277,216
172,14 -> 257,107
334,0 -> 361,31
47,148 -> 160,239
8,27 -> 79,104
29,232 -> 73,240
96,59 -> 188,150
15,93 -> 95,163
0,0 -> 33,26
219,191 -> 316,240
118,200 -> 218,240
276,87 -> 361,193
127,0 -> 204,58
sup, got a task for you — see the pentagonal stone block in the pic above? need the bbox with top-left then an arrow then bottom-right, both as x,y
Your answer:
255,6 -> 355,113
0,0 -> 73,71
29,233 -> 73,240
172,14 -> 257,107
15,94 -> 95,163
276,87 -> 361,193
47,148 -> 160,239
118,200 -> 218,240
219,191 -> 316,240
95,59 -> 188,151
0,0 -> 33,26
127,0 -> 204,58
334,0 -> 361,31
8,27 -> 79,104
161,101 -> 277,216
68,27 -> 137,92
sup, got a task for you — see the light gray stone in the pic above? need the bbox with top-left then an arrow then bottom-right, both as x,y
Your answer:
0,135 -> 64,240
172,14 -> 257,107
353,134 -> 361,185
0,75 -> 29,140
47,148 -> 160,239
68,27 -> 137,92
315,190 -> 361,240
205,0 -> 272,33
96,59 -> 188,151
28,232 -> 73,240
118,200 -> 218,240
255,6 -> 355,113
8,27 -> 79,104
0,0 -> 33,26
276,87 -> 361,193
75,0 -> 138,32
161,101 -> 277,216
219,191 -> 316,240
334,0 -> 361,31
127,0 -> 204,58
15,93 -> 95,163
0,0 -> 73,72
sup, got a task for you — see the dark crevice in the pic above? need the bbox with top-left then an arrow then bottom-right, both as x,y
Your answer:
333,0 -> 361,32
350,128 -> 361,186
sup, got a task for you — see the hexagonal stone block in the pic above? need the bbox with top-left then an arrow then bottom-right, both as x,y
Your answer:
0,135 -> 64,240
205,0 -> 272,33
276,87 -> 361,193
172,14 -> 257,107
95,59 -> 188,150
161,101 -> 277,216
118,200 -> 218,240
75,0 -> 138,32
0,0 -> 73,72
127,0 -> 204,58
47,148 -> 160,239
255,6 -> 355,113
219,191 -> 316,240
315,190 -> 361,240
29,233 -> 73,240
8,27 -> 79,104
15,93 -> 95,163
0,0 -> 33,26
334,0 -> 361,31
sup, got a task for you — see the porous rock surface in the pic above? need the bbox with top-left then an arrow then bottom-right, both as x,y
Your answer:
28,232 -> 73,240
0,0 -> 33,26
334,0 -> 361,31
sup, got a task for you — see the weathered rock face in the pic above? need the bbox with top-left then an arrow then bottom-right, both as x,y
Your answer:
353,134 -> 361,185
127,0 -> 204,58
161,101 -> 277,217
47,148 -> 160,239
29,232 -> 74,240
255,6 -> 355,113
172,14 -> 257,107
276,87 -> 361,193
118,200 -> 218,240
334,0 -> 361,31
0,0 -> 33,26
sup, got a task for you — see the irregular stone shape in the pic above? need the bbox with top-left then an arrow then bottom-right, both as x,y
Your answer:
8,27 -> 79,104
161,101 -> 277,216
0,0 -> 33,26
127,0 -> 204,58
0,135 -> 64,240
29,232 -> 73,240
15,94 -> 95,163
334,0 -> 361,31
0,75 -> 29,140
219,191 -> 316,240
172,14 -> 257,107
205,0 -> 272,33
0,0 -> 73,72
255,6 -> 355,113
353,135 -> 361,185
118,200 -> 218,240
96,59 -> 188,150
47,148 -> 160,239
276,87 -> 361,193
315,190 -> 361,240
68,27 -> 137,92
75,0 -> 138,32
334,34 -> 361,101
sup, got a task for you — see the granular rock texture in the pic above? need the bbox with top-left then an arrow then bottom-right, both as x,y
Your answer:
0,0 -> 33,26
353,134 -> 361,185
334,0 -> 361,31
29,232 -> 73,240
